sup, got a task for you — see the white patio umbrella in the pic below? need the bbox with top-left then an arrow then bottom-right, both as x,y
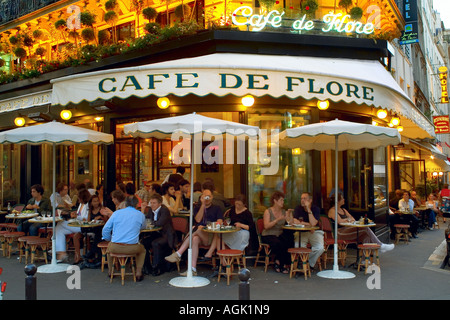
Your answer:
0,121 -> 114,273
279,119 -> 401,279
124,112 -> 259,288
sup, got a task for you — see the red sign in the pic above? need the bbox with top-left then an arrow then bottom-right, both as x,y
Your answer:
434,115 -> 450,134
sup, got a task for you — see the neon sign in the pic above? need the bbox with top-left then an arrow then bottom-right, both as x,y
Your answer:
231,7 -> 375,34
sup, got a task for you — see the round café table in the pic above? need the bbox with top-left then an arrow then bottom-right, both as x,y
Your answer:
28,216 -> 63,237
140,226 -> 162,233
339,221 -> 376,268
6,213 -> 39,225
282,224 -> 320,248
202,226 -> 240,251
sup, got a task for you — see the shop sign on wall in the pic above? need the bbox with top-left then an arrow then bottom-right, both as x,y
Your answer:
433,115 -> 450,134
439,66 -> 449,104
0,90 -> 52,113
399,0 -> 419,45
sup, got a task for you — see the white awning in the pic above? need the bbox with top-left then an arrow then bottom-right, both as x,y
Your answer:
50,53 -> 434,138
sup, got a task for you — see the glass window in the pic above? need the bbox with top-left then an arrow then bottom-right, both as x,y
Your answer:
1,144 -> 20,207
374,146 -> 387,209
248,109 -> 312,218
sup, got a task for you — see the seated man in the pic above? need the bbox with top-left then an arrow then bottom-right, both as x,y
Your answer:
292,192 -> 324,270
18,184 -> 52,236
102,196 -> 146,282
141,193 -> 177,276
165,189 -> 223,276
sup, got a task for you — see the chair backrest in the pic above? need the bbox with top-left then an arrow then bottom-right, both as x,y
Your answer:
256,217 -> 265,235
13,204 -> 25,212
172,217 -> 188,234
320,215 -> 334,239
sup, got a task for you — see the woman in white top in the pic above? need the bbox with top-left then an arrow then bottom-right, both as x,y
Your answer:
425,193 -> 439,230
161,182 -> 182,216
55,189 -> 91,263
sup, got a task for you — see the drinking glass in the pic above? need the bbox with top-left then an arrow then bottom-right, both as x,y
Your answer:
225,217 -> 231,226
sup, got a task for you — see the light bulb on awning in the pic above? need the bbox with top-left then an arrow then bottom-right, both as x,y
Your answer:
377,109 -> 387,119
14,117 -> 25,127
157,97 -> 170,109
317,100 -> 329,110
242,95 -> 255,107
60,109 -> 72,120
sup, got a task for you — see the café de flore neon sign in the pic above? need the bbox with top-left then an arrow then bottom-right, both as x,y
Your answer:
231,6 -> 376,34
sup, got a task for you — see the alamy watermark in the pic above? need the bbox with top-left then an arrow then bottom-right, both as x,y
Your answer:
170,122 -> 279,175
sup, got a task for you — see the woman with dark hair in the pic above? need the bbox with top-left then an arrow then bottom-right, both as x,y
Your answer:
161,182 -> 182,215
261,191 -> 293,274
55,189 -> 92,263
200,194 -> 256,261
82,194 -> 105,263
328,193 -> 394,253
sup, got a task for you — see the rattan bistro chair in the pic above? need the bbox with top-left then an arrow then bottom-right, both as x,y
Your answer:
254,218 -> 274,272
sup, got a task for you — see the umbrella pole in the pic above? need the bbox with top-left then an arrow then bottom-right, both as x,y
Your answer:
317,135 -> 355,279
38,143 -> 70,273
169,132 -> 209,287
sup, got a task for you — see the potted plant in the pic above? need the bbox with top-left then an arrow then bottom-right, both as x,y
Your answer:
258,0 -> 277,11
175,4 -> 191,21
301,0 -> 319,19
349,6 -> 363,20
35,47 -> 46,59
104,11 -> 119,43
143,7 -> 158,21
98,29 -> 111,45
81,28 -> 96,44
339,0 -> 353,13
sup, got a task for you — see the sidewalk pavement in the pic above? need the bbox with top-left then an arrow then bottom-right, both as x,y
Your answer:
0,222 -> 449,301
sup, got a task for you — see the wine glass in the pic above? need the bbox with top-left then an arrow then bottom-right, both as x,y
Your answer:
225,217 -> 231,226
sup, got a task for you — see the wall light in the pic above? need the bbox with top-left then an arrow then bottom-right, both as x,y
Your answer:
241,95 -> 255,107
372,121 -> 378,126
94,116 -> 104,122
391,116 -> 400,126
397,125 -> 403,132
157,97 -> 170,109
14,117 -> 25,127
377,109 -> 388,119
60,109 -> 72,121
317,100 -> 329,110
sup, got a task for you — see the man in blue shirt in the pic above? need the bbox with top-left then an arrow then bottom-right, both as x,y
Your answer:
102,196 -> 146,281
165,189 -> 223,276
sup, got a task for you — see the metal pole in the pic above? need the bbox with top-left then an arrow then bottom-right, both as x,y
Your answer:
238,268 -> 250,300
333,135 -> 339,271
25,264 -> 37,300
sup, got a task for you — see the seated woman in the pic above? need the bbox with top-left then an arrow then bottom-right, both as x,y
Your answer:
328,193 -> 394,253
83,195 -> 106,262
261,191 -> 293,274
55,189 -> 91,263
201,194 -> 256,261
424,193 -> 439,230
161,182 -> 182,216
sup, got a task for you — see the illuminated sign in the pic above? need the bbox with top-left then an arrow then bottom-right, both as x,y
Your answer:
440,66 -> 449,104
433,115 -> 450,134
399,0 -> 419,44
231,7 -> 375,34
